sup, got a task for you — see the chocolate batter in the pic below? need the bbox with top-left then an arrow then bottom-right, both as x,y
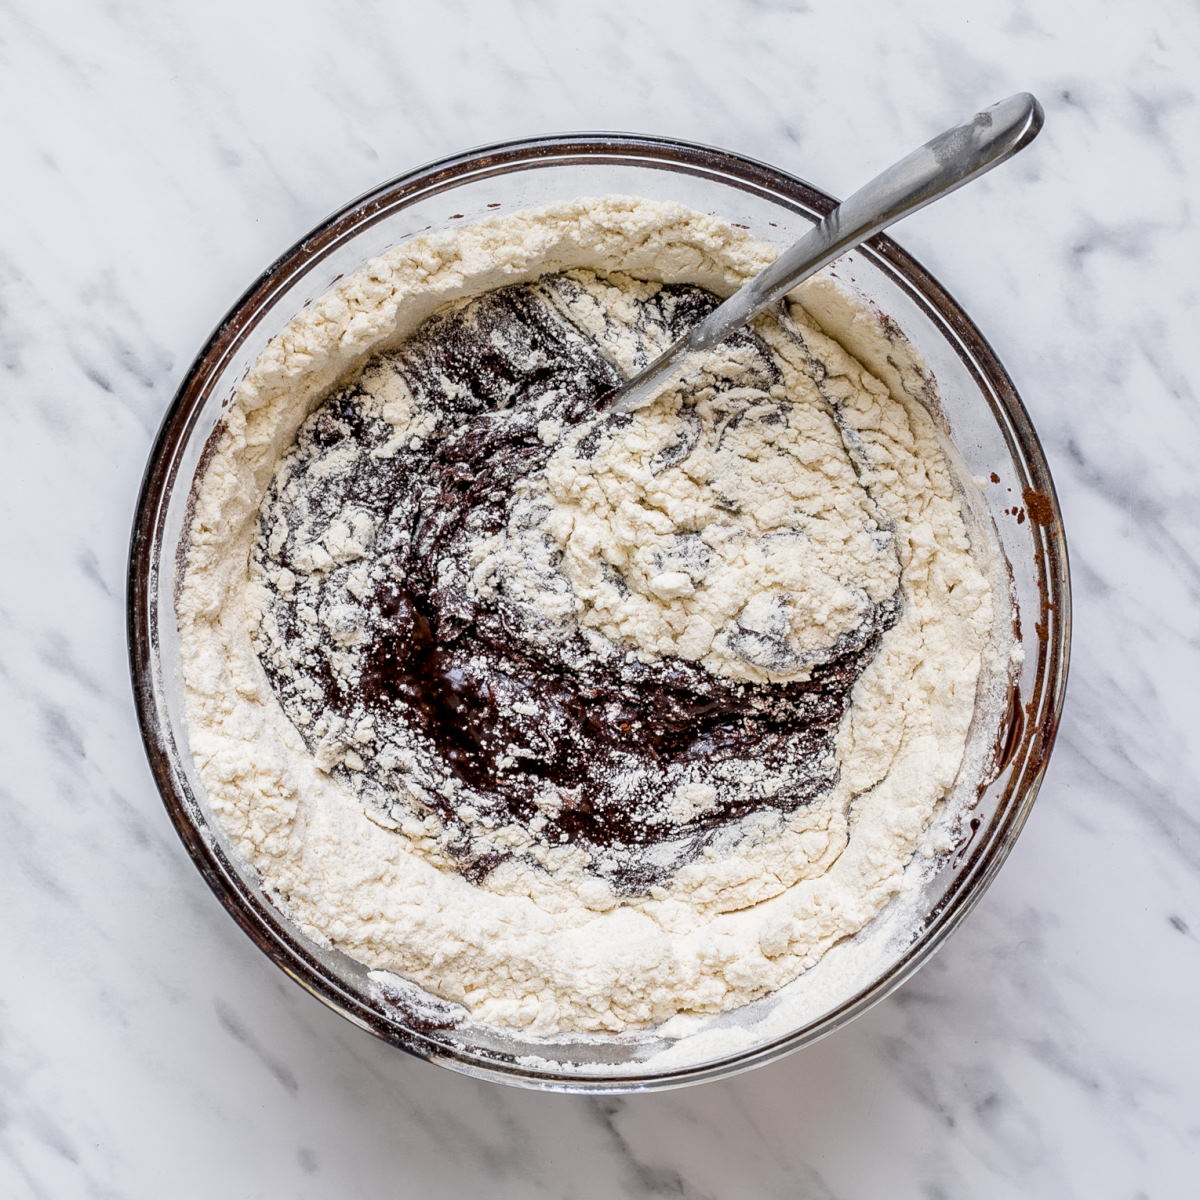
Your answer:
251,275 -> 900,893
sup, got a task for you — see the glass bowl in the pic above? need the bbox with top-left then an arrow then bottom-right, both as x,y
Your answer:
128,134 -> 1070,1092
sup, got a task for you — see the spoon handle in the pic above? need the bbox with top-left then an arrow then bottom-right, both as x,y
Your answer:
607,92 -> 1044,415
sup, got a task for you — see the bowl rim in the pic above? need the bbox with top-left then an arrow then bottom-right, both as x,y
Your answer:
128,131 -> 1071,1093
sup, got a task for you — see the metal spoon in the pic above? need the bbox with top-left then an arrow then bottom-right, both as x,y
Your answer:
602,93 -> 1043,416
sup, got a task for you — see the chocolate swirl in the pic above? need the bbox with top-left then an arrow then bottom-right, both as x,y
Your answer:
251,275 -> 900,893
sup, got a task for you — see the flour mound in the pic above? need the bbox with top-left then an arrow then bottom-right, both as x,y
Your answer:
177,198 -> 1001,1037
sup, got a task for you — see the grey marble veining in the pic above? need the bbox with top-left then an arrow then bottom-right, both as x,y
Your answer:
1,0 -> 1197,1196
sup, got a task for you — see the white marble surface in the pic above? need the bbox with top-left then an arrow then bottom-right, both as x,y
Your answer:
2,0 -> 1197,1195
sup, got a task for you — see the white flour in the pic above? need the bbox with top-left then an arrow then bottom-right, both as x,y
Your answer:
177,198 -> 1005,1037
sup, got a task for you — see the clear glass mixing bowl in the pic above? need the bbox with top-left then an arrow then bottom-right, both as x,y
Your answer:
129,134 -> 1070,1092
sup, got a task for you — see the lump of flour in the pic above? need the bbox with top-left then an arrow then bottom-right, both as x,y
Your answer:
177,198 -> 1001,1037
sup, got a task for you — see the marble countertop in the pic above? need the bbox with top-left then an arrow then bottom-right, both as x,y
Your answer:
3,1 -> 1197,1195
